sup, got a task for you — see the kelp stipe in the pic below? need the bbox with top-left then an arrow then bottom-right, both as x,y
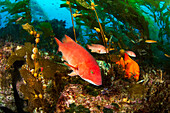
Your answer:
67,0 -> 77,42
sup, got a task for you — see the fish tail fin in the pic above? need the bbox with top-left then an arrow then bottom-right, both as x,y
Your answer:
54,37 -> 62,51
62,35 -> 75,43
87,44 -> 91,49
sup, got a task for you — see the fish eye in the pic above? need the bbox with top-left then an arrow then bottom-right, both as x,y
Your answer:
90,70 -> 94,74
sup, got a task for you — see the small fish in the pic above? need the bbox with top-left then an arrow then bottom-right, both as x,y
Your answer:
87,44 -> 114,54
164,54 -> 170,58
72,13 -> 82,17
125,51 -> 136,57
130,39 -> 136,44
145,40 -> 157,43
124,53 -> 140,81
138,38 -> 143,42
54,35 -> 102,86
16,17 -> 22,22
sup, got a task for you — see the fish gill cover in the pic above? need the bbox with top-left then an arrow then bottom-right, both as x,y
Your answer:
0,0 -> 169,113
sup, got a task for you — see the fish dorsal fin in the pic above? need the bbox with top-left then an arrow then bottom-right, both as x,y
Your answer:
91,44 -> 98,46
62,35 -> 75,43
54,37 -> 62,45
91,44 -> 102,47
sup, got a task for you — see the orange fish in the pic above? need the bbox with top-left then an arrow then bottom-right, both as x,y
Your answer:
124,53 -> 140,81
145,40 -> 157,43
116,53 -> 140,81
54,35 -> 102,86
87,44 -> 114,54
164,54 -> 170,58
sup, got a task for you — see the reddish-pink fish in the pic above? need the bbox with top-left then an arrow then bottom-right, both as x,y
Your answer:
87,44 -> 114,54
54,35 -> 102,86
16,17 -> 22,22
87,44 -> 109,54
125,51 -> 136,57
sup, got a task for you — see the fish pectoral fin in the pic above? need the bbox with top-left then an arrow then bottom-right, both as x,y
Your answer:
64,62 -> 78,70
68,71 -> 77,76
61,58 -> 65,61
97,50 -> 101,53
61,56 -> 66,61
62,56 -> 67,61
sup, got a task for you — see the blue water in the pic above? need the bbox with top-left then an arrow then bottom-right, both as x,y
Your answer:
0,0 -> 73,28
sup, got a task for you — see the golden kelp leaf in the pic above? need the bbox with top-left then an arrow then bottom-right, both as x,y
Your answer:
15,46 -> 26,57
39,59 -> 68,80
76,0 -> 91,9
26,53 -> 35,69
37,31 -> 43,35
34,61 -> 40,72
24,42 -> 34,52
33,81 -> 43,94
22,23 -> 34,33
20,68 -> 33,82
7,55 -> 25,67
20,68 -> 42,92
40,59 -> 58,80
20,84 -> 32,99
